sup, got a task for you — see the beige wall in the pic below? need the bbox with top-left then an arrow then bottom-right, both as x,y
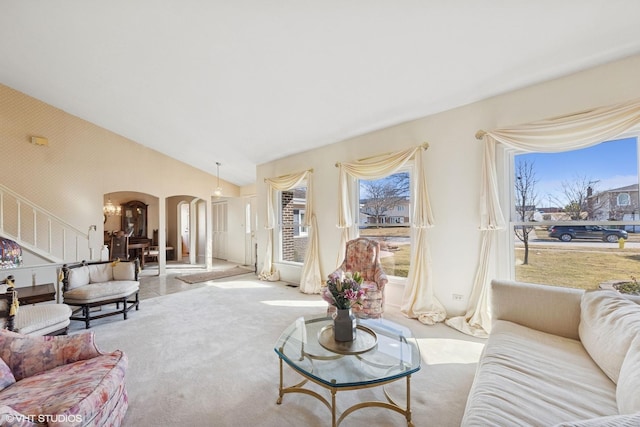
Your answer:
257,54 -> 640,315
0,83 -> 241,264
3,53 -> 640,313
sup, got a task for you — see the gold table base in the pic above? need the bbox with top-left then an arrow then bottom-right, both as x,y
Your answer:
276,355 -> 414,427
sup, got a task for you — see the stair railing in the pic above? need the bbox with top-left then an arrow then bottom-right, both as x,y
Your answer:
0,184 -> 91,263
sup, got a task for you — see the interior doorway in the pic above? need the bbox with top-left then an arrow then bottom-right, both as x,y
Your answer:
180,203 -> 190,259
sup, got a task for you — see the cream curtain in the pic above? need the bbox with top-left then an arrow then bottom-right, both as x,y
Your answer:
446,98 -> 640,337
259,170 -> 323,294
336,144 -> 446,324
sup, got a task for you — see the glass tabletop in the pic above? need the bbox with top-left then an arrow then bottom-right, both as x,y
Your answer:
274,316 -> 421,388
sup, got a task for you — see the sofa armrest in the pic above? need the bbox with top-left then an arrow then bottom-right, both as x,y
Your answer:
0,330 -> 102,381
491,279 -> 584,340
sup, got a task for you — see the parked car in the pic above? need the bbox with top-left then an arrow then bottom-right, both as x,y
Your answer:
548,225 -> 628,242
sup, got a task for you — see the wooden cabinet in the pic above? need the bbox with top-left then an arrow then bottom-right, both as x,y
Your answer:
121,200 -> 148,238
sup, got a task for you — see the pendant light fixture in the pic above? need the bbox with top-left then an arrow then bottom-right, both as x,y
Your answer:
103,194 -> 122,217
213,162 -> 223,199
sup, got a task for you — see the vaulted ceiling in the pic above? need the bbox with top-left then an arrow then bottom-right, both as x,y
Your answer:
2,1 -> 640,186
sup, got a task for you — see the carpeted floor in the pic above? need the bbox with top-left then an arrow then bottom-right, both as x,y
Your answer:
73,274 -> 485,427
176,266 -> 254,284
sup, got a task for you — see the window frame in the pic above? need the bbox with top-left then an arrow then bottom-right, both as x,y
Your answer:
617,193 -> 631,207
275,183 -> 308,265
506,131 -> 640,280
353,164 -> 414,280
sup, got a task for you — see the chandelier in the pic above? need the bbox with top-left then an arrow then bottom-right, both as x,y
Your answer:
213,162 -> 223,199
103,195 -> 121,217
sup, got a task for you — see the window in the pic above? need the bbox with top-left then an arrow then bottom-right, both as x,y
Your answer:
357,170 -> 411,278
277,185 -> 308,263
511,136 -> 639,290
293,209 -> 308,236
617,193 -> 631,206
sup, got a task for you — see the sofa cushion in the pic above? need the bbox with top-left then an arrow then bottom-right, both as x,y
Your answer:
617,336 -> 640,414
88,263 -> 113,284
0,357 -> 15,391
14,304 -> 72,336
67,266 -> 91,290
462,320 -> 617,426
113,261 -> 136,281
579,290 -> 640,384
63,281 -> 139,304
0,351 -> 127,424
553,412 -> 640,426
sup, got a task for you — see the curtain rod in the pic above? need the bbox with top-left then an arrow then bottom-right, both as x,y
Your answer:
264,168 -> 313,182
475,130 -> 486,140
335,142 -> 429,167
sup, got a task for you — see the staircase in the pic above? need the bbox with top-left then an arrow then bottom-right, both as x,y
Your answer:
0,184 -> 92,264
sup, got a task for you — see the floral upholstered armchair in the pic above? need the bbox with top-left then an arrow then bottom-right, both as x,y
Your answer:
0,329 -> 128,426
329,237 -> 388,318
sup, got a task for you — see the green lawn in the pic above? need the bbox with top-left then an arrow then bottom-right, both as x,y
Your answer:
515,246 -> 640,290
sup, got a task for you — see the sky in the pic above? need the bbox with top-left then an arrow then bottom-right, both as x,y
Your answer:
516,137 -> 638,208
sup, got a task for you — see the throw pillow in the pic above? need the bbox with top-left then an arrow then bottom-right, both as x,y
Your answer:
0,357 -> 15,391
67,266 -> 90,290
113,261 -> 135,281
579,290 -> 640,383
617,336 -> 640,414
88,263 -> 113,283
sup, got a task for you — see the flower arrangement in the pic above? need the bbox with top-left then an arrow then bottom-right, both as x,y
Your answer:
322,271 -> 365,310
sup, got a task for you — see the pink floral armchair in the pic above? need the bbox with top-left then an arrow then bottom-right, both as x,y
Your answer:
0,330 -> 128,426
330,237 -> 388,318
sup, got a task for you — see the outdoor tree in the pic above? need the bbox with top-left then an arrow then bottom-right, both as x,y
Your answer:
514,159 -> 538,265
361,173 -> 409,226
549,175 -> 602,220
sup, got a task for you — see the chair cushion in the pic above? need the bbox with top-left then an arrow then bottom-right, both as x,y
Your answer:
0,351 -> 127,424
359,282 -> 383,318
0,357 -> 15,391
64,281 -> 139,304
14,304 -> 72,336
579,290 -> 640,383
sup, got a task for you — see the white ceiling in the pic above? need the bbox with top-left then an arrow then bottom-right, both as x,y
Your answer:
2,1 -> 640,186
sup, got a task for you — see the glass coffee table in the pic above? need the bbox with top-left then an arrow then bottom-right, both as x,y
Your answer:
274,316 -> 421,426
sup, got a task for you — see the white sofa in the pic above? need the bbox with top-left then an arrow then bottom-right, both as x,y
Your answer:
462,279 -> 640,427
0,277 -> 72,336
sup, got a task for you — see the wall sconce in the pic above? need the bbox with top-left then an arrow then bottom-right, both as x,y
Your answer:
30,136 -> 49,146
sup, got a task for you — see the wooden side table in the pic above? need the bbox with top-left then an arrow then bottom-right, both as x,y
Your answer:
15,283 -> 56,305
